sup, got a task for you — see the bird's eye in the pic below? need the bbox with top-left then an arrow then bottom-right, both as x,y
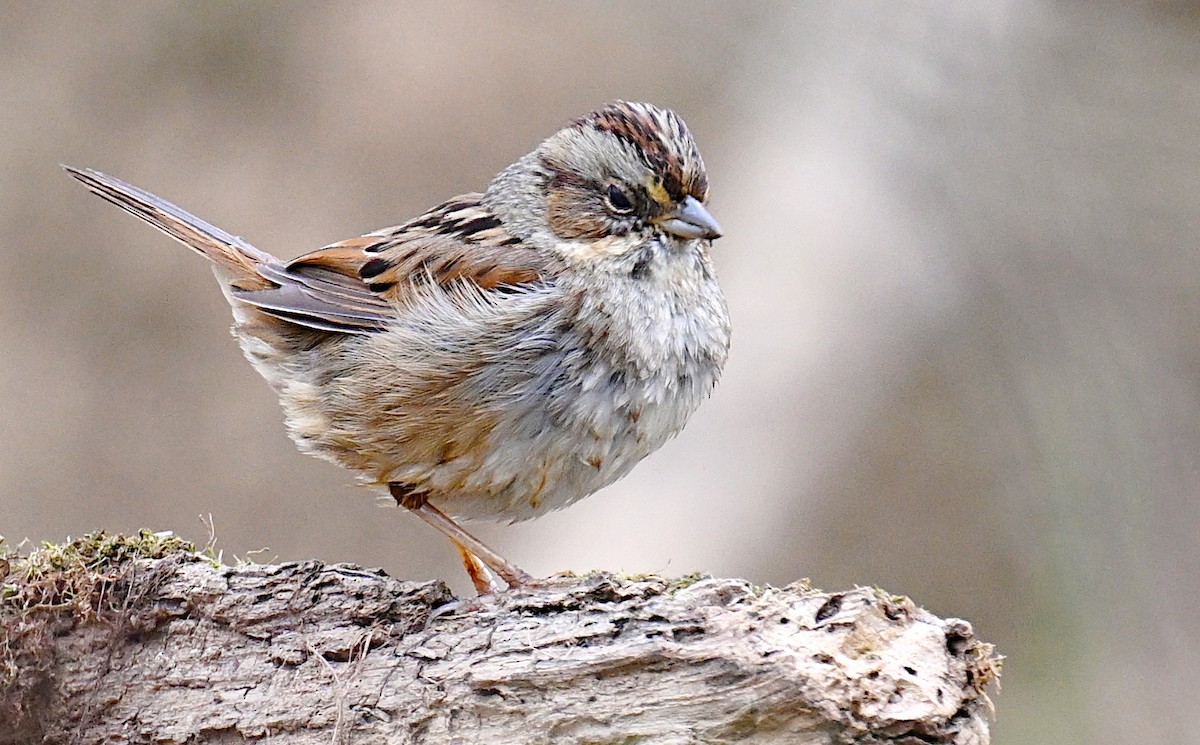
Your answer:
605,184 -> 635,214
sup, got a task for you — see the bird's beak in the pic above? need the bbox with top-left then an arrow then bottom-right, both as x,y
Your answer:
656,195 -> 723,241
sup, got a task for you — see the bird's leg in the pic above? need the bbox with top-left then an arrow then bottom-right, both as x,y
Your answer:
389,483 -> 534,591
452,539 -> 503,595
411,501 -> 534,590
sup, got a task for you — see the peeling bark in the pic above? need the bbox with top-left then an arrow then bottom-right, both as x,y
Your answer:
0,548 -> 999,744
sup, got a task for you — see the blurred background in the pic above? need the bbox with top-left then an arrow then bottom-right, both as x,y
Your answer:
2,2 -> 1197,742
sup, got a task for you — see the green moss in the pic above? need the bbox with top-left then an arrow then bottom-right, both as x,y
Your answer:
662,572 -> 709,591
3,530 -> 199,609
0,529 -> 207,701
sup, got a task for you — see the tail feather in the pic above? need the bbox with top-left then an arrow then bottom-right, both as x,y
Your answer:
63,166 -> 276,290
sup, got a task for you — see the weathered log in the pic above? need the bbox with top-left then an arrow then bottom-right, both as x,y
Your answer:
0,532 -> 999,744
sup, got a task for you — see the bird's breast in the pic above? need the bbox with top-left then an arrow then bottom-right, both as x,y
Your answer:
458,268 -> 730,520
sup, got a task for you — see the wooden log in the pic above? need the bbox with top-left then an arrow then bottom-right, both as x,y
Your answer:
0,532 -> 999,744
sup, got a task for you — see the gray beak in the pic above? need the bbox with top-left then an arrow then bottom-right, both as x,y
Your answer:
656,195 -> 723,240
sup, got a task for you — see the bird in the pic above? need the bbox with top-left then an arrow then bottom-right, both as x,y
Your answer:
65,101 -> 730,594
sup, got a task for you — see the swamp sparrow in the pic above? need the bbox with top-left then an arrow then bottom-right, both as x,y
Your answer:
66,101 -> 730,593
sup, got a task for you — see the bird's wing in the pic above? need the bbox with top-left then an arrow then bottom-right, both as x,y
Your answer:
231,194 -> 556,334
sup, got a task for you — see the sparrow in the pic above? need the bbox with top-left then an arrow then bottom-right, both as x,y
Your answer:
66,101 -> 730,594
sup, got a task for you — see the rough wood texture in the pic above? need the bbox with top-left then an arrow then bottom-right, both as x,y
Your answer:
0,538 -> 999,744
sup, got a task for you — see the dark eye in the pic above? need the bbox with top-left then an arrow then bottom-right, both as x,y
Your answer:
605,184 -> 635,214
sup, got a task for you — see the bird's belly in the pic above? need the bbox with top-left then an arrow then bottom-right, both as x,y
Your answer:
423,367 -> 707,522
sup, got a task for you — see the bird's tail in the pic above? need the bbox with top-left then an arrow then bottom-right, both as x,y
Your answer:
63,166 -> 276,291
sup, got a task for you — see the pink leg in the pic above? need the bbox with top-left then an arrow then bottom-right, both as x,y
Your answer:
390,484 -> 534,591
452,539 -> 503,595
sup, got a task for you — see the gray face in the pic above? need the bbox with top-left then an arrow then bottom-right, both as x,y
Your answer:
535,102 -> 719,253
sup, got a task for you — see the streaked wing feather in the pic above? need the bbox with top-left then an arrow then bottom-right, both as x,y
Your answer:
232,195 -> 554,334
258,262 -> 392,313
230,282 -> 391,332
